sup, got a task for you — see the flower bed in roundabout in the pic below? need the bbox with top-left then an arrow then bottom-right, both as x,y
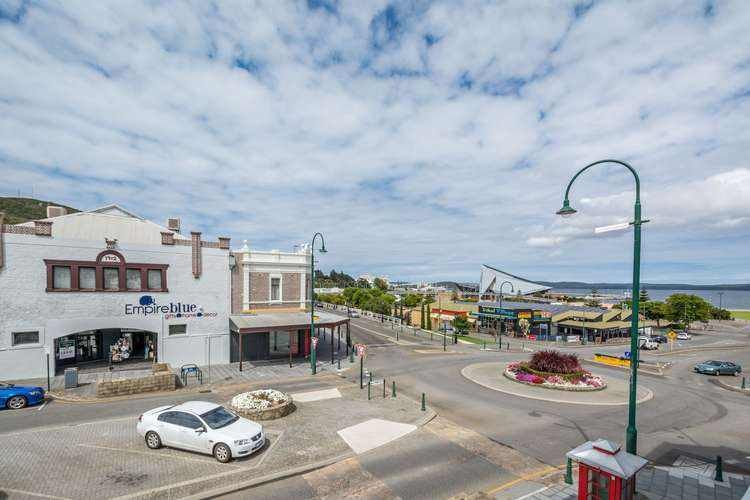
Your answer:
504,350 -> 606,392
229,389 -> 295,420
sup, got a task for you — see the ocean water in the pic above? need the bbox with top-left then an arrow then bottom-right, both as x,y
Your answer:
550,288 -> 750,310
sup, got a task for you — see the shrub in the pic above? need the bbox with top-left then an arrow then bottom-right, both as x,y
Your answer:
528,350 -> 581,374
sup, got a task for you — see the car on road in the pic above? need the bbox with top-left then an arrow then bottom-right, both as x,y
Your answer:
137,401 -> 265,463
694,360 -> 741,376
638,336 -> 659,350
348,310 -> 360,318
676,332 -> 691,340
650,335 -> 668,344
0,382 -> 45,410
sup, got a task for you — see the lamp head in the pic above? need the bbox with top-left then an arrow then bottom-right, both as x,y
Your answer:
556,199 -> 577,217
319,244 -> 327,254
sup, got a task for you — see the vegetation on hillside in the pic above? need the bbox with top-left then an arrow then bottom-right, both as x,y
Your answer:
0,197 -> 79,224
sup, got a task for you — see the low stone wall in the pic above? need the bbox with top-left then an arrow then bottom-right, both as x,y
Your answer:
97,372 -> 177,398
230,398 -> 295,421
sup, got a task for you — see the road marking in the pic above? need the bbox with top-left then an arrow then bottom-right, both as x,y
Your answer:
291,388 -> 342,402
351,323 -> 417,346
37,402 -> 47,411
337,419 -> 416,455
487,464 -> 566,494
76,443 -> 241,467
516,486 -> 551,500
0,415 -> 134,437
0,488 -> 73,500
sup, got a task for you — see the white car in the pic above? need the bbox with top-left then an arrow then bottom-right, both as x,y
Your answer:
676,332 -> 691,340
136,401 -> 265,463
638,336 -> 658,350
348,310 -> 360,318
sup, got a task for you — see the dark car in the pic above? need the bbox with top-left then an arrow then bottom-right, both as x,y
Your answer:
0,382 -> 45,409
694,360 -> 742,376
651,335 -> 668,344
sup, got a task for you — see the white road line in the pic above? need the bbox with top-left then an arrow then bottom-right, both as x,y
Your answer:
37,402 -> 47,411
0,415 -> 134,437
516,486 -> 550,500
0,487 -> 73,500
352,323 -> 416,345
76,443 -> 241,468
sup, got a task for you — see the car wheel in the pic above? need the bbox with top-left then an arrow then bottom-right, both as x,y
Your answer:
214,443 -> 232,463
7,396 -> 27,410
145,431 -> 162,449
715,370 -> 719,376
733,371 -> 739,377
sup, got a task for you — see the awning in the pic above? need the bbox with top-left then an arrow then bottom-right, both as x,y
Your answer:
230,311 -> 349,334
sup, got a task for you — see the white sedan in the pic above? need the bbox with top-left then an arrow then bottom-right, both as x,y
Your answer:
136,401 -> 265,463
676,332 -> 692,340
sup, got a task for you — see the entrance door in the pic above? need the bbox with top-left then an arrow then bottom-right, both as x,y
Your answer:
241,333 -> 270,361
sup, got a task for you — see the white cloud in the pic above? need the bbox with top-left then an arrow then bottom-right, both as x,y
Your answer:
1,0 -> 749,284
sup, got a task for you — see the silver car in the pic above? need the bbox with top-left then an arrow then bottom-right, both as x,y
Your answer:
136,401 -> 264,462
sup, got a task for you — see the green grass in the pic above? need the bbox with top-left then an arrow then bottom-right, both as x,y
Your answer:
456,335 -> 488,345
730,310 -> 750,320
0,197 -> 79,224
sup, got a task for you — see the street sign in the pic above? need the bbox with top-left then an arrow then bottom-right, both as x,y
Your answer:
355,343 -> 367,358
667,330 -> 677,339
594,222 -> 631,234
311,337 -> 318,349
623,351 -> 631,360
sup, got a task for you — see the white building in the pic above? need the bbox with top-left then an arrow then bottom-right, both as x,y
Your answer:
0,205 -> 232,380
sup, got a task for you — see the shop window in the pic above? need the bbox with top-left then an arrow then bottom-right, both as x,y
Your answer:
12,331 -> 40,346
271,277 -> 281,301
147,269 -> 162,290
103,268 -> 120,290
126,269 -> 142,290
53,266 -> 71,289
79,267 -> 96,289
169,324 -> 187,336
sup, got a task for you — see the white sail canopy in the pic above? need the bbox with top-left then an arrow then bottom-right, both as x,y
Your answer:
479,265 -> 551,296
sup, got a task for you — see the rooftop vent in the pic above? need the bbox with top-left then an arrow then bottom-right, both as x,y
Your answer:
167,218 -> 180,233
46,206 -> 67,218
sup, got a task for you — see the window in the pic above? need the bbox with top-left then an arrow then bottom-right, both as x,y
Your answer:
157,411 -> 180,425
271,277 -> 281,301
126,269 -> 142,290
79,267 -> 96,289
174,412 -> 204,429
169,324 -> 187,336
147,269 -> 162,290
103,268 -> 119,289
53,266 -> 71,289
13,331 -> 40,346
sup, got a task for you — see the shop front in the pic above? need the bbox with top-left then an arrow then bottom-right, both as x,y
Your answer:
54,328 -> 157,373
475,304 -> 553,339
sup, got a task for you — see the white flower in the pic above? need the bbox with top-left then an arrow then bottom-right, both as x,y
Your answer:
231,389 -> 289,410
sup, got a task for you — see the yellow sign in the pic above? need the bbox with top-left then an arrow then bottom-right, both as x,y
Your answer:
518,312 -> 532,319
667,330 -> 677,339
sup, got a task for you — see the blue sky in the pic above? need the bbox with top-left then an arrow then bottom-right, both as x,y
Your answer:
1,0 -> 749,284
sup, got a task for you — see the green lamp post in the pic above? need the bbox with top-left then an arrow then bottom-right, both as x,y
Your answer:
497,280 -> 514,345
310,232 -> 327,374
557,159 -> 644,455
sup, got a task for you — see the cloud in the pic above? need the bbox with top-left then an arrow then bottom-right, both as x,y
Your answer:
1,0 -> 749,284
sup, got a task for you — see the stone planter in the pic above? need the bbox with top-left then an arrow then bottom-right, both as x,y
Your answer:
229,391 -> 295,421
503,369 -> 607,392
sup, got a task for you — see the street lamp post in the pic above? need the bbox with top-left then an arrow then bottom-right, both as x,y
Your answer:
498,280 -> 514,346
556,159 -> 644,455
310,232 -> 327,374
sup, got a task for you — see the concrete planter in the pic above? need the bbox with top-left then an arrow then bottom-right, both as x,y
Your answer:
503,369 -> 606,392
230,393 -> 295,421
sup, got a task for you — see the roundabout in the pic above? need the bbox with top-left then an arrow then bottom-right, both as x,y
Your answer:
461,362 -> 653,406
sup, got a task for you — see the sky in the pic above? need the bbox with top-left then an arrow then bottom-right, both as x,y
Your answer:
1,0 -> 749,285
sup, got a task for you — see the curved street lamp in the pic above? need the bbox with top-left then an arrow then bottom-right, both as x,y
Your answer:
556,159 -> 643,455
498,280 -> 514,343
310,232 -> 327,375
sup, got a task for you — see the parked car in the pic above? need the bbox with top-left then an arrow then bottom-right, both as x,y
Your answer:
137,401 -> 265,463
638,337 -> 659,350
694,360 -> 741,376
676,332 -> 691,340
0,382 -> 45,410
651,335 -> 668,344
348,310 -> 360,318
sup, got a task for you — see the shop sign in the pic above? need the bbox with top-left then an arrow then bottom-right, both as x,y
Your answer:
567,335 -> 580,343
479,307 -> 515,317
517,311 -> 532,319
100,254 -> 122,263
125,295 -> 218,319
58,339 -> 75,360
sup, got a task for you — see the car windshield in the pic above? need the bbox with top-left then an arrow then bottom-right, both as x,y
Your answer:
0,382 -> 13,388
201,406 -> 239,429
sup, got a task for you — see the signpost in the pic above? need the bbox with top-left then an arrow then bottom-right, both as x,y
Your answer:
667,330 -> 677,352
311,337 -> 319,375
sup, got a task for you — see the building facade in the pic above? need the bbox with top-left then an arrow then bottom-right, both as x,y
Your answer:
0,205 -> 232,380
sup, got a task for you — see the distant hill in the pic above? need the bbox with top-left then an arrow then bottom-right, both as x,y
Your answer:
0,197 -> 79,224
539,281 -> 750,291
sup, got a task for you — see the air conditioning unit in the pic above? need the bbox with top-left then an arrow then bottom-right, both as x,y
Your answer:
46,206 -> 67,218
167,218 -> 180,233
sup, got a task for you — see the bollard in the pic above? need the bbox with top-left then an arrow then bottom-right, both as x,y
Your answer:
337,357 -> 341,370
360,356 -> 363,389
565,457 -> 573,485
350,347 -> 354,363
507,342 -> 510,351
392,380 -> 396,398
421,392 -> 426,411
383,379 -> 386,398
483,342 -> 486,350
743,376 -> 746,390
397,329 -> 399,341
311,347 -> 317,375
715,455 -> 723,482
369,372 -> 373,385
368,380 -> 371,400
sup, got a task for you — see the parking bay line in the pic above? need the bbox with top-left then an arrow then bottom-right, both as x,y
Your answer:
0,487 -> 73,500
0,415 -> 134,437
76,443 -> 242,468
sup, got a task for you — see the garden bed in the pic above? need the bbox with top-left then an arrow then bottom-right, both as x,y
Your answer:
229,389 -> 295,420
504,351 -> 606,392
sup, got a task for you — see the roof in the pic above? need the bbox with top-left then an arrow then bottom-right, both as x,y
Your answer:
567,439 -> 648,478
173,401 -> 221,415
556,319 -> 655,330
478,300 -> 606,315
16,204 -> 190,245
230,311 -> 349,333
479,265 -> 551,296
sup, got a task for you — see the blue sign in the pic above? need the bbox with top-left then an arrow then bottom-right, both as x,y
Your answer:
623,351 -> 631,360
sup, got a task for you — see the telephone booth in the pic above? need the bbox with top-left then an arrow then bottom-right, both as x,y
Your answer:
567,439 -> 648,500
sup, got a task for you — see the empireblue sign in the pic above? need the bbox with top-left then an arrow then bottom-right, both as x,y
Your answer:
125,296 -> 216,319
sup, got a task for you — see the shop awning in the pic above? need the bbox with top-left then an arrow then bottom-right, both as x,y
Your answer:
230,311 -> 349,334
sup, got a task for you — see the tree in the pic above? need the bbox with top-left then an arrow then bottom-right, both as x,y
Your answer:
639,289 -> 650,302
665,294 -> 712,326
641,300 -> 667,326
373,277 -> 388,291
452,315 -> 470,334
710,306 -> 732,320
584,298 -> 602,307
356,278 -> 371,288
590,288 -> 599,297
451,290 -> 459,301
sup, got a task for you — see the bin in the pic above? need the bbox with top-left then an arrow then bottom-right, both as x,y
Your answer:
64,367 -> 78,389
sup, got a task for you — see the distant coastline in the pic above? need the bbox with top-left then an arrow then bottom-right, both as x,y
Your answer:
539,281 -> 750,291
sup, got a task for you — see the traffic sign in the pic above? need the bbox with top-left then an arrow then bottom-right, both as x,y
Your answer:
311,337 -> 318,349
667,330 -> 677,339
